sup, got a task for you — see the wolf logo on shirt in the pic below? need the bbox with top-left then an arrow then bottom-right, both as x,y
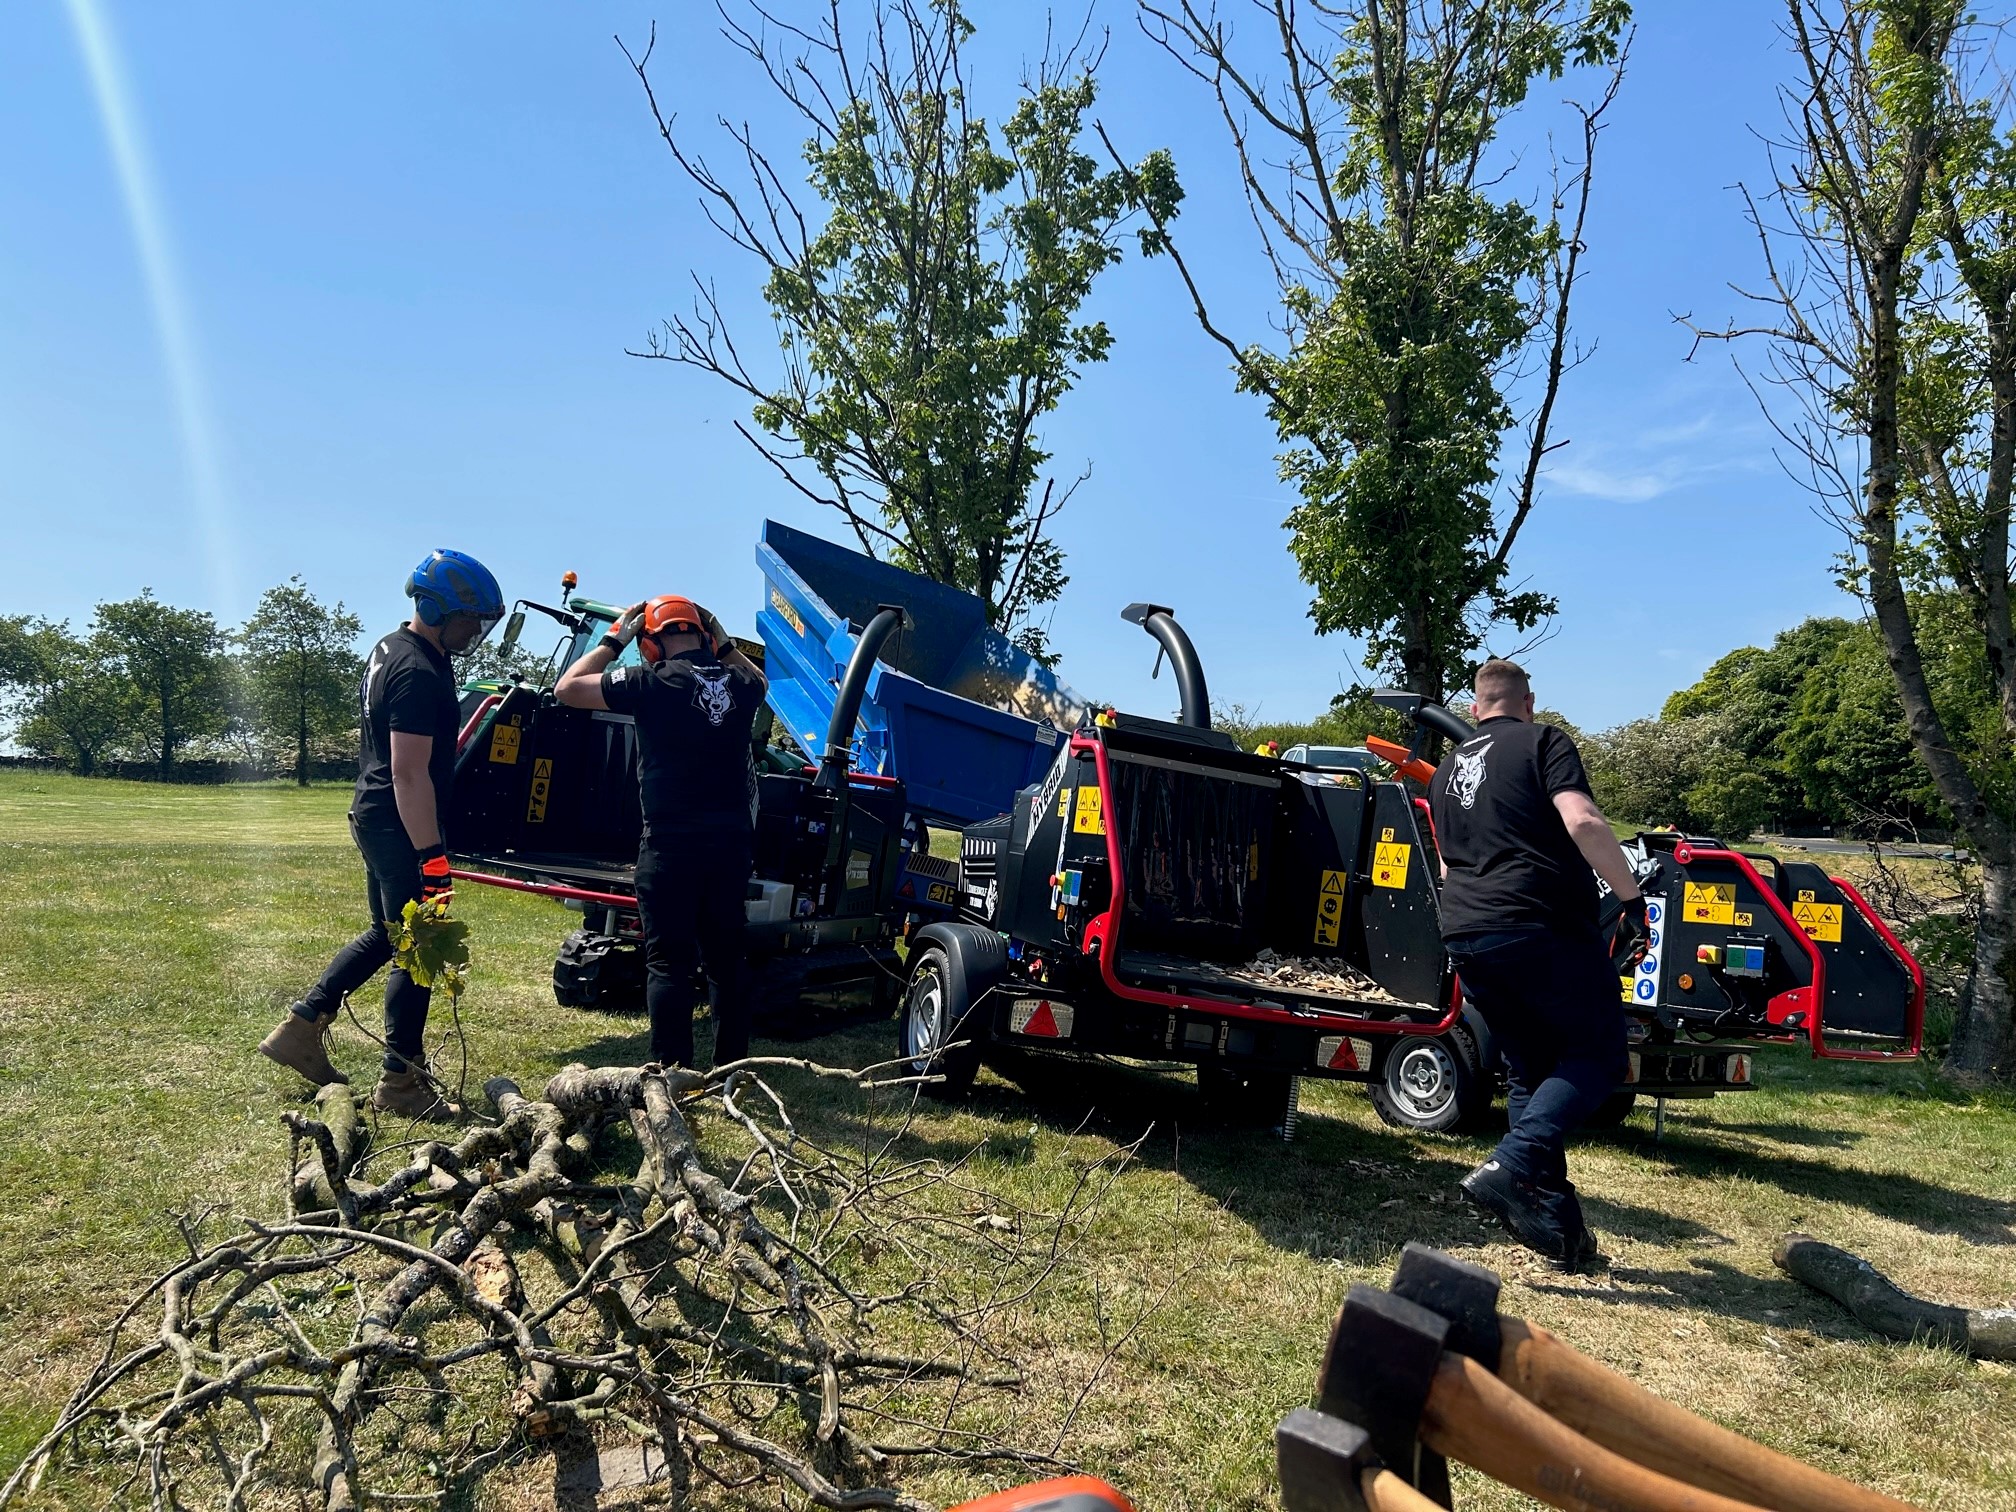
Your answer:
691,667 -> 734,727
1451,738 -> 1492,810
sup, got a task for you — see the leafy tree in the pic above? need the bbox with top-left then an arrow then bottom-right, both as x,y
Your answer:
241,577 -> 364,785
1128,0 -> 1629,700
94,591 -> 230,778
1701,0 -> 2016,1078
627,1 -> 1173,659
1781,625 -> 1938,830
0,617 -> 128,775
1583,716 -> 1717,830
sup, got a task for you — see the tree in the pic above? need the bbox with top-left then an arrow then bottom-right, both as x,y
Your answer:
1125,0 -> 1629,700
0,617 -> 128,775
626,1 -> 1174,659
240,578 -> 364,785
1700,0 -> 2016,1078
94,591 -> 230,779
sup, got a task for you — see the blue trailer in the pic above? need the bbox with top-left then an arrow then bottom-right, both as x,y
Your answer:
755,520 -> 1087,829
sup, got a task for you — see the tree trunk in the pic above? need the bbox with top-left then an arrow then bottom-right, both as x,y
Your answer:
1948,855 -> 2016,1079
298,710 -> 310,787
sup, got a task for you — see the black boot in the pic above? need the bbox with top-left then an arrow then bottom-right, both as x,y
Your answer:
1459,1159 -> 1576,1268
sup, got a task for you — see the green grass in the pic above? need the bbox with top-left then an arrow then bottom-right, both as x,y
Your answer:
2,770 -> 2014,1508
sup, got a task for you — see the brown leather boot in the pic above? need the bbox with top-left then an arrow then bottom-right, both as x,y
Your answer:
371,1064 -> 462,1122
258,1007 -> 348,1086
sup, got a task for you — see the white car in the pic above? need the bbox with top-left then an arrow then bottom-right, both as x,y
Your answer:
1281,744 -> 1379,783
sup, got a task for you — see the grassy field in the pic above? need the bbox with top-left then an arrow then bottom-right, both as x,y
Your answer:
2,770 -> 2014,1509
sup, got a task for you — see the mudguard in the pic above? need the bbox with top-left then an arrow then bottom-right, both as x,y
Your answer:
909,921 -> 1009,1028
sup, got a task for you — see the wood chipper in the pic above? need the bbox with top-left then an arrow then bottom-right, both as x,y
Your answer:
896,608 -> 1925,1134
441,522 -> 1097,1017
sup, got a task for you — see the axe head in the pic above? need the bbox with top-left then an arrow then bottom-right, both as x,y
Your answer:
1390,1243 -> 1504,1370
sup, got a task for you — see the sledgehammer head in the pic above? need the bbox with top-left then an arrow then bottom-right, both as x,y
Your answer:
1389,1243 -> 1503,1369
1276,1407 -> 1380,1512
1316,1284 -> 1452,1499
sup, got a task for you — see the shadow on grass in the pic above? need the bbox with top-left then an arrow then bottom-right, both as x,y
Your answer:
1587,1120 -> 2016,1245
1524,1256 -> 1853,1338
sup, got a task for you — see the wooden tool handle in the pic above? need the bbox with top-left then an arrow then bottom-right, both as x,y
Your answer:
1500,1319 -> 1921,1512
1422,1351 -> 1773,1512
1361,1467 -> 1445,1512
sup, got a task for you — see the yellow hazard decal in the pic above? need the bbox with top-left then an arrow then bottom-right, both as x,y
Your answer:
769,586 -> 804,637
1793,890 -> 1843,943
487,720 -> 521,764
1372,841 -> 1411,890
1248,841 -> 1261,881
1058,786 -> 1069,817
526,757 -> 553,823
1073,785 -> 1105,835
1682,881 -> 1735,926
1314,869 -> 1346,946
1733,910 -> 1753,927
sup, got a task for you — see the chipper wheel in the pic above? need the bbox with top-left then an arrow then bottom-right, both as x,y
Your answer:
1369,1021 -> 1490,1133
899,946 -> 982,1099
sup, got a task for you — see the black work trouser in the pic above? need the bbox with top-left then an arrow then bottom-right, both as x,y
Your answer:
297,817 -> 432,1073
1445,925 -> 1628,1193
634,827 -> 754,1070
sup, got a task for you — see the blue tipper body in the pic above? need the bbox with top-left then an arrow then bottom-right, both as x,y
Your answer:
755,519 -> 1088,828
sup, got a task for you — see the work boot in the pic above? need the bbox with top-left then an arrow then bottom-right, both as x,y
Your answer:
258,1006 -> 348,1087
1536,1181 -> 1604,1273
371,1063 -> 463,1122
1459,1159 -> 1576,1270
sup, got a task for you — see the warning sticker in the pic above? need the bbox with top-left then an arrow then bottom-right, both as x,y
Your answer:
769,586 -> 804,636
487,721 -> 521,764
1248,841 -> 1261,881
1314,869 -> 1346,946
1073,785 -> 1105,835
1372,841 -> 1411,890
1682,881 -> 1736,926
1793,890 -> 1844,943
526,757 -> 553,823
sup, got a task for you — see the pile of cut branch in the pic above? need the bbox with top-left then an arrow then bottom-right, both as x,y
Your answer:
3,1059 -> 1135,1511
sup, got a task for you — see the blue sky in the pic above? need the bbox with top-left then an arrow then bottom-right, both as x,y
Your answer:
1,1 -> 1853,731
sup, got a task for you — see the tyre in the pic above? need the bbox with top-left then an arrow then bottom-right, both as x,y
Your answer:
1370,1023 -> 1489,1133
552,930 -> 645,1013
898,947 -> 981,1098
1198,1063 -> 1297,1128
1582,1088 -> 1638,1129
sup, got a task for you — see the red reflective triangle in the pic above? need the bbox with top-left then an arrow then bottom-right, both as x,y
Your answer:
1024,1001 -> 1060,1038
1328,1038 -> 1359,1071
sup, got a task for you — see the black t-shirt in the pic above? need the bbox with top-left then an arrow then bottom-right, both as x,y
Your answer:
351,627 -> 460,834
601,651 -> 765,832
1428,715 -> 1598,939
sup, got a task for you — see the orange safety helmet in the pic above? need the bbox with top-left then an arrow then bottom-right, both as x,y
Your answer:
638,595 -> 714,660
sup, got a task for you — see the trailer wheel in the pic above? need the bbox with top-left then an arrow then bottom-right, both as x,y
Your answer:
899,948 -> 981,1098
1370,1024 -> 1488,1133
1583,1088 -> 1638,1129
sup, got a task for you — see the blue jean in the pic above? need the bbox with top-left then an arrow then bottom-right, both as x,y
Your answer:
296,817 -> 432,1073
1447,926 -> 1628,1191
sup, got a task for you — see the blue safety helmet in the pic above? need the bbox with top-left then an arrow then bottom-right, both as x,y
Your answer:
406,549 -> 504,629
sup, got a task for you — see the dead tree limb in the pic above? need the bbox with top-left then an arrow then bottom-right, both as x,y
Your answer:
1774,1233 -> 2016,1360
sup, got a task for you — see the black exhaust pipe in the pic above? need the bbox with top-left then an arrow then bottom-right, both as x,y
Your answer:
816,604 -> 909,789
1121,602 -> 1210,728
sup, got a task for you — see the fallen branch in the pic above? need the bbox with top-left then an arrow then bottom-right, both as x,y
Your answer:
6,1061 -> 1140,1511
1773,1234 -> 2016,1360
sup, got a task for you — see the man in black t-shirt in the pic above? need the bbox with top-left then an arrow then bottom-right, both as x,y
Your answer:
257,549 -> 504,1120
1427,659 -> 1648,1270
556,594 -> 767,1069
